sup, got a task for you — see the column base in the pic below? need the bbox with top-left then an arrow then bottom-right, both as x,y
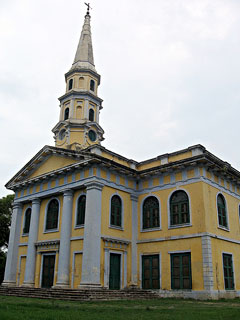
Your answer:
127,283 -> 139,290
78,283 -> 102,290
21,282 -> 35,288
1,280 -> 17,287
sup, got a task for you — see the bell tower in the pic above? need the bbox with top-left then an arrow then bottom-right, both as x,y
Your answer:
52,8 -> 104,150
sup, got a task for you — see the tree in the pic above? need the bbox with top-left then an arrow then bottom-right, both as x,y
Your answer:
0,194 -> 14,283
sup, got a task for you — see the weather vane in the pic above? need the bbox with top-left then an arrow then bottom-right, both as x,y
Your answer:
84,2 -> 92,15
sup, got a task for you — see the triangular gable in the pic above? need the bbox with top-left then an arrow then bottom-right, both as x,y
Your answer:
28,155 -> 79,179
5,145 -> 89,189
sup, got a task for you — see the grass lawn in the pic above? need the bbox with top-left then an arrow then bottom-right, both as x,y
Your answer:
0,295 -> 240,320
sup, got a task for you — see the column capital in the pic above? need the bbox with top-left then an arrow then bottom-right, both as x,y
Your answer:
12,202 -> 23,210
32,198 -> 41,205
63,189 -> 74,197
85,181 -> 104,191
130,194 -> 138,202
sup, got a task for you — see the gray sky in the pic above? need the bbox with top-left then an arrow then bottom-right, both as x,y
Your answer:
1,0 -> 240,197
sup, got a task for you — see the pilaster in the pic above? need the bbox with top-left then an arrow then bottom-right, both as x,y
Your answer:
55,189 -> 74,288
202,235 -> 214,291
22,198 -> 41,287
130,194 -> 138,287
79,181 -> 104,289
2,202 -> 23,286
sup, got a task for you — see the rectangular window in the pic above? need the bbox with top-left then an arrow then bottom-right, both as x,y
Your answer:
171,253 -> 192,289
223,254 -> 234,290
142,255 -> 160,289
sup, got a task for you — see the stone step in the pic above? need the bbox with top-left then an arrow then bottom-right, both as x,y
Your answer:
0,286 -> 160,301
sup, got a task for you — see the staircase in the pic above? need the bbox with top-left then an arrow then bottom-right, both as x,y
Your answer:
0,286 -> 160,301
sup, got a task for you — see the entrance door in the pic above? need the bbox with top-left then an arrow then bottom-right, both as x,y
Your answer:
142,255 -> 160,289
109,253 -> 121,290
41,255 -> 55,288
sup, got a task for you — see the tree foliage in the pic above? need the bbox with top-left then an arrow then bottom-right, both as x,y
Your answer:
0,194 -> 14,284
0,194 -> 14,249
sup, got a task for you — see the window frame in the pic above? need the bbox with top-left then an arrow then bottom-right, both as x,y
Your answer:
68,79 -> 73,90
140,195 -> 161,232
90,79 -> 95,92
168,189 -> 191,229
22,206 -> 32,235
64,107 -> 69,120
44,198 -> 60,233
89,108 -> 95,122
216,193 -> 229,231
75,193 -> 86,228
170,252 -> 192,290
222,253 -> 235,290
109,194 -> 124,230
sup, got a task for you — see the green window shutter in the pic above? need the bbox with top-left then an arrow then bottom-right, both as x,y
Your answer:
23,208 -> 31,234
76,195 -> 86,226
143,197 -> 159,229
223,254 -> 234,290
217,195 -> 228,228
171,253 -> 192,290
46,199 -> 59,230
170,191 -> 189,226
110,195 -> 122,227
142,255 -> 160,289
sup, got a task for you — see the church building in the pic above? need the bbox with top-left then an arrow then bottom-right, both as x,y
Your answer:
2,9 -> 240,299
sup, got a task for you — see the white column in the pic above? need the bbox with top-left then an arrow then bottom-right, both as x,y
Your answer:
79,181 -> 103,289
202,235 -> 214,291
104,248 -> 109,288
124,251 -> 127,288
22,198 -> 41,287
2,202 -> 23,286
84,99 -> 89,119
55,189 -> 73,288
130,194 -> 138,287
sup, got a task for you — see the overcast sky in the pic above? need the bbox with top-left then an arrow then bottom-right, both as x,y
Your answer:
0,0 -> 240,197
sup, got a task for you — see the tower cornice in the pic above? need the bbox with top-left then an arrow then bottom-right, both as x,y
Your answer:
58,90 -> 103,107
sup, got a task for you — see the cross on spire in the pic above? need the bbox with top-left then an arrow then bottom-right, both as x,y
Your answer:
84,2 -> 92,15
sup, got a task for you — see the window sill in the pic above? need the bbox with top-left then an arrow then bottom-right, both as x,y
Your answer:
22,233 -> 29,237
168,224 -> 192,229
218,226 -> 230,232
44,229 -> 59,234
75,225 -> 84,229
109,225 -> 124,231
141,227 -> 161,233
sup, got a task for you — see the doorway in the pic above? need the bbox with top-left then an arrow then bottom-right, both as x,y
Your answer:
41,254 -> 55,288
109,253 -> 121,290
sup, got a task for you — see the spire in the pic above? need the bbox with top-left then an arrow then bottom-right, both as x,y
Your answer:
71,9 -> 96,72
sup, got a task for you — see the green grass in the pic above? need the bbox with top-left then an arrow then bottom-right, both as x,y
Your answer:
0,296 -> 240,320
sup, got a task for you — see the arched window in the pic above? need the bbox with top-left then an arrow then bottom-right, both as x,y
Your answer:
143,196 -> 159,229
76,195 -> 86,226
64,108 -> 69,120
110,195 -> 122,227
217,194 -> 228,228
90,79 -> 95,91
23,208 -> 31,234
46,199 -> 59,231
68,79 -> 73,90
170,191 -> 189,226
89,109 -> 94,121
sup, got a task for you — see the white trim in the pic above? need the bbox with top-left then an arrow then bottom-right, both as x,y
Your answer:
222,252 -> 235,290
39,252 -> 56,288
109,193 -> 124,230
140,252 -> 161,289
167,188 -> 192,229
43,197 -> 60,233
238,204 -> 240,224
17,255 -> 27,286
216,192 -> 230,231
71,251 -> 83,289
22,206 -> 32,236
140,194 -> 161,232
74,192 -> 86,229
